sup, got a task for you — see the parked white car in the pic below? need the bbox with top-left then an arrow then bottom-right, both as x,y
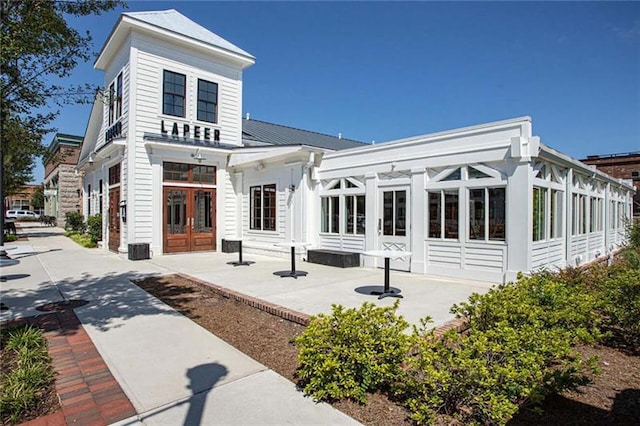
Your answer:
5,210 -> 39,220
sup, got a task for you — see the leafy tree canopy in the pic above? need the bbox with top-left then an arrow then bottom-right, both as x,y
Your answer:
1,0 -> 123,196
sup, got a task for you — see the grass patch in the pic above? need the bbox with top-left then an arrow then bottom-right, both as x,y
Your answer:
65,231 -> 97,248
0,325 -> 56,425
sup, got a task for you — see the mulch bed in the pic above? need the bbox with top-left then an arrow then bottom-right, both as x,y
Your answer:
133,274 -> 640,426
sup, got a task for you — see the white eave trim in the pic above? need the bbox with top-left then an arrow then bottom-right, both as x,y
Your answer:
538,144 -> 636,191
96,16 -> 255,70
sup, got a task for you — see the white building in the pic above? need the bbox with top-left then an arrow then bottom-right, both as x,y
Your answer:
78,9 -> 634,283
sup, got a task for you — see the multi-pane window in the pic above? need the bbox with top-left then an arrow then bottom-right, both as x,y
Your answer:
589,197 -> 604,233
428,190 -> 459,239
163,70 -> 186,117
197,79 -> 218,123
250,184 -> 276,231
108,164 -> 121,186
345,195 -> 366,235
532,187 -> 547,241
108,72 -> 123,125
572,194 -> 588,236
469,187 -> 505,241
383,191 -> 406,236
321,196 -> 339,233
163,162 -> 216,184
116,73 -> 123,119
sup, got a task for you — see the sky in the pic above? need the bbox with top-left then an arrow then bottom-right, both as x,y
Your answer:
33,1 -> 640,183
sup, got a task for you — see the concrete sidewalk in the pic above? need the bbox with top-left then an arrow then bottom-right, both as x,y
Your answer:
1,224 -> 359,425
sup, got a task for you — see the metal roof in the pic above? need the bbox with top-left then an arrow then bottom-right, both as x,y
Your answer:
124,9 -> 254,59
242,119 -> 366,151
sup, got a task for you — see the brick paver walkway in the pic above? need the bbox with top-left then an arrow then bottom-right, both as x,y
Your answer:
6,310 -> 136,426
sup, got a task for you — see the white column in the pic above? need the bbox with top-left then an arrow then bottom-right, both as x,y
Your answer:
364,173 -> 378,267
505,161 -> 532,281
410,167 -> 426,273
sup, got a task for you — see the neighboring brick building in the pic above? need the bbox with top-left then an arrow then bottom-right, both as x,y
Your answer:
4,184 -> 40,213
43,133 -> 84,225
581,152 -> 639,217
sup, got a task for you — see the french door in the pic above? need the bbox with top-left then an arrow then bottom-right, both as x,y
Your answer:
379,187 -> 410,271
163,187 -> 216,253
108,187 -> 121,252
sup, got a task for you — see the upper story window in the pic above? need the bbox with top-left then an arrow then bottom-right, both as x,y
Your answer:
197,79 -> 218,123
163,70 -> 186,117
108,72 -> 123,126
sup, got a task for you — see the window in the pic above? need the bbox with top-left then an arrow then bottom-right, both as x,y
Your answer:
163,162 -> 216,184
99,180 -> 103,214
197,79 -> 218,123
532,187 -> 547,241
108,82 -> 115,125
321,196 -> 339,233
469,187 -> 505,241
163,70 -> 186,117
108,72 -> 123,125
87,185 -> 91,216
572,194 -> 587,236
250,184 -> 276,231
428,190 -> 459,239
345,195 -> 365,235
108,164 -> 121,186
116,73 -> 123,119
550,189 -> 563,239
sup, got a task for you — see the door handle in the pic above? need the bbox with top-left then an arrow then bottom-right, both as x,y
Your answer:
378,218 -> 382,233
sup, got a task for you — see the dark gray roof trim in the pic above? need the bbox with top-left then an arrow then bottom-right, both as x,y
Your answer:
242,119 -> 366,151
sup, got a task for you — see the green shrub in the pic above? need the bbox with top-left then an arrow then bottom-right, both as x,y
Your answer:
64,211 -> 85,232
65,231 -> 97,248
627,218 -> 640,249
451,273 -> 601,345
295,301 -> 412,403
398,323 -> 594,425
0,325 -> 55,424
598,268 -> 640,351
3,234 -> 17,242
87,214 -> 102,243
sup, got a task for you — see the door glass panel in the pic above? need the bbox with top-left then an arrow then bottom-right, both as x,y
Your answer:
383,191 -> 393,235
395,191 -> 406,236
166,190 -> 187,234
193,190 -> 213,233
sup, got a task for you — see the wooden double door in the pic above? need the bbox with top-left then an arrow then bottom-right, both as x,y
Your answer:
163,187 -> 216,253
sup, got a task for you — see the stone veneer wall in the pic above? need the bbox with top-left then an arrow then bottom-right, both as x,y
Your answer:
47,164 -> 82,227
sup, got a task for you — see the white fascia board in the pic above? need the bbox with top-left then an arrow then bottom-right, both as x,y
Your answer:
324,116 -> 532,160
143,139 -> 233,157
228,145 -> 326,168
96,16 -> 255,70
538,143 -> 635,191
78,97 -> 103,165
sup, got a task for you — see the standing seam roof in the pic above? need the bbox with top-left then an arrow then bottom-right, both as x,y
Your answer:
242,119 -> 366,151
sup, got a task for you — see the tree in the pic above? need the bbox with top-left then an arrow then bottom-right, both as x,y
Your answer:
0,0 -> 123,246
31,185 -> 44,213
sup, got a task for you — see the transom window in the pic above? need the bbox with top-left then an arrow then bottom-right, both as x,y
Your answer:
108,164 -> 121,186
197,79 -> 218,123
163,162 -> 216,184
250,184 -> 276,231
163,70 -> 186,117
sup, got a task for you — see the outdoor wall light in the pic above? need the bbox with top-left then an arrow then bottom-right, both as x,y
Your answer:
119,200 -> 127,223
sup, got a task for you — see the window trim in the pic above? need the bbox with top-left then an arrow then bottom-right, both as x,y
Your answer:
250,184 -> 277,232
162,70 -> 186,118
197,78 -> 218,124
